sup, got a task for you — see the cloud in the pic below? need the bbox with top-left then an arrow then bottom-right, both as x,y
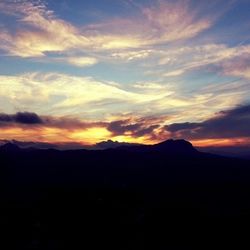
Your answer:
164,104 -> 250,140
141,1 -> 212,44
84,0 -> 213,50
107,118 -> 160,138
0,111 -> 162,145
0,0 -> 248,82
0,0 -> 215,59
0,111 -> 112,145
2,0 -> 246,82
0,110 -> 162,142
1,105 -> 250,147
0,0 -> 89,57
64,57 -> 98,67
0,112 -> 43,125
222,55 -> 250,79
111,50 -> 152,61
163,69 -> 186,77
108,120 -> 141,135
0,72 -> 176,119
0,111 -> 106,129
148,44 -> 250,78
0,70 -> 248,128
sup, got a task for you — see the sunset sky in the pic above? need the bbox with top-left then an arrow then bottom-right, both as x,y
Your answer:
0,0 -> 250,147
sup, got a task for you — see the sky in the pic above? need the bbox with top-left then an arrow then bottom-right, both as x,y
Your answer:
0,0 -> 250,147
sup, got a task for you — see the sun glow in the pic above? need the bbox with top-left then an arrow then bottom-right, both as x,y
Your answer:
70,127 -> 112,145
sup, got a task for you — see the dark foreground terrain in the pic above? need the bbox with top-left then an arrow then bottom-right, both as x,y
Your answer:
1,139 -> 250,249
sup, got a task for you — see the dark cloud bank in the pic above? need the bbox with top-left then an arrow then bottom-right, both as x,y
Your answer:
107,119 -> 159,137
165,104 -> 250,140
0,112 -> 43,125
0,112 -> 105,129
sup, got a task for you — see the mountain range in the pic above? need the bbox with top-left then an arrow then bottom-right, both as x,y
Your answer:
1,138 -> 249,159
1,139 -> 250,249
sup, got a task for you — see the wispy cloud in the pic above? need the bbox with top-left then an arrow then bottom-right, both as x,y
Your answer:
144,44 -> 250,79
1,69 -> 249,133
1,0 -> 246,79
60,56 -> 98,67
222,55 -> 250,79
0,72 -> 173,119
1,71 -> 246,124
111,50 -> 152,61
0,0 -> 89,57
0,0 -> 215,59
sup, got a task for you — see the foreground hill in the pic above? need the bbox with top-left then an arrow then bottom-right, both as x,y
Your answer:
1,139 -> 250,249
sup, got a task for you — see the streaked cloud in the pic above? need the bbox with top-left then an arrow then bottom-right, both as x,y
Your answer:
141,1 -> 212,44
111,50 -> 152,61
1,0 -> 247,80
1,71 -> 247,124
0,72 -> 173,118
0,69 -> 249,128
222,55 -> 250,79
145,44 -> 250,79
0,0 -> 88,57
0,0 -> 215,59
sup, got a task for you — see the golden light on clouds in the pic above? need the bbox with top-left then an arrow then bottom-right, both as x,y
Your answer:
0,125 -> 156,146
3,124 -> 250,148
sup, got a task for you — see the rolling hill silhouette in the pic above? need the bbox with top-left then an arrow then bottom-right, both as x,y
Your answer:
1,139 -> 250,249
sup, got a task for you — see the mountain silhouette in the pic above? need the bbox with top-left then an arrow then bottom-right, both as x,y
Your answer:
1,138 -> 250,249
0,142 -> 21,152
153,139 -> 196,151
95,139 -> 140,149
113,139 -> 198,156
0,138 -> 198,156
